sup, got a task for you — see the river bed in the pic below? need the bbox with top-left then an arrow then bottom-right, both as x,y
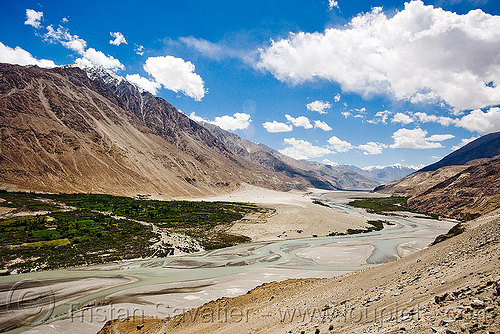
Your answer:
0,191 -> 456,334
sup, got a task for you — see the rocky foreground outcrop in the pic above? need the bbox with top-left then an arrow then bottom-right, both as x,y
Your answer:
98,213 -> 500,334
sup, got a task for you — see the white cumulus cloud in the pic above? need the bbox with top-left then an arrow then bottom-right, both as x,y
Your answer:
189,112 -> 251,131
306,100 -> 331,114
279,138 -> 333,160
0,42 -> 56,68
314,120 -> 332,131
24,9 -> 43,28
135,45 -> 144,55
43,25 -> 124,71
390,128 -> 454,149
413,112 -> 455,126
389,108 -> 500,134
144,56 -> 206,101
126,74 -> 161,94
327,136 -> 353,152
258,1 -> 500,111
455,107 -> 500,134
285,114 -> 313,129
76,48 -> 124,71
428,134 -> 455,141
358,142 -> 387,155
212,113 -> 251,131
29,16 -> 125,72
44,25 -> 87,54
352,107 -> 366,113
367,110 -> 391,124
110,32 -> 127,46
392,112 -> 414,125
262,121 -> 293,133
328,0 -> 339,10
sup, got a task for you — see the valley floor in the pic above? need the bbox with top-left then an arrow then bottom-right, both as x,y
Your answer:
182,184 -> 383,242
0,186 -> 470,333
100,208 -> 500,334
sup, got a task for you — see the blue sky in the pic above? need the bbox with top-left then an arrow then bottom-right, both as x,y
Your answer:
1,0 -> 499,168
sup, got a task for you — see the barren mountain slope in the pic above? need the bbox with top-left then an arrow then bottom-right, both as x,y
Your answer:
0,64 -> 379,195
375,165 -> 469,197
85,67 -> 241,166
0,64 -> 290,196
408,158 -> 500,220
377,133 -> 500,197
376,133 -> 500,219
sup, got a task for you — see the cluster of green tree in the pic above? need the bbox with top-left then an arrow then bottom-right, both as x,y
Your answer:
0,210 -> 159,274
41,193 -> 259,228
348,196 -> 440,219
348,196 -> 411,214
0,191 -> 263,274
0,190 -> 59,212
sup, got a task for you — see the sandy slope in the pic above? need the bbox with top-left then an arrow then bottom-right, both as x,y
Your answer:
99,210 -> 500,334
182,185 -> 373,241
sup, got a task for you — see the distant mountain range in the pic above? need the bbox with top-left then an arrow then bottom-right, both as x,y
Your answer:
198,122 -> 378,190
377,132 -> 500,220
332,163 -> 419,185
0,63 -> 386,195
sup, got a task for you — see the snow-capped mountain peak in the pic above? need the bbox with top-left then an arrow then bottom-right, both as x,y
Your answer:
361,163 -> 424,171
82,65 -> 125,87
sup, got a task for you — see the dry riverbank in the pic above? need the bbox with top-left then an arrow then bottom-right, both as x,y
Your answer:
99,210 -> 500,334
0,187 -> 459,334
183,185 -> 379,241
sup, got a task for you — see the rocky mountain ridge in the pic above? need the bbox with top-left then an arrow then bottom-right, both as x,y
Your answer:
419,131 -> 500,172
376,133 -> 500,220
0,64 -> 267,196
0,64 -> 376,196
407,157 -> 500,220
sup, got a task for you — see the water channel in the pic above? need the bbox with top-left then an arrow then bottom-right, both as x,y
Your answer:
0,192 -> 456,333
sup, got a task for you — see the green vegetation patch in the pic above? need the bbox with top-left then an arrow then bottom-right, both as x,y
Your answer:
198,232 -> 252,250
327,220 -> 392,236
348,196 -> 412,214
346,220 -> 386,234
40,193 -> 262,250
348,196 -> 440,219
0,210 -> 158,274
41,193 -> 258,228
0,191 -> 265,274
14,238 -> 71,248
0,190 -> 60,212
